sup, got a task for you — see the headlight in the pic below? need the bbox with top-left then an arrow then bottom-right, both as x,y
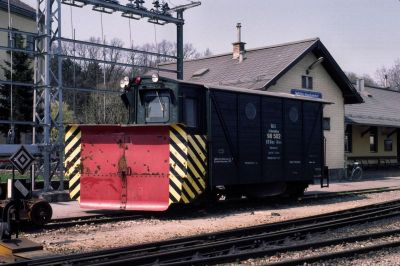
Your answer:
152,73 -> 159,83
120,76 -> 130,89
120,79 -> 126,89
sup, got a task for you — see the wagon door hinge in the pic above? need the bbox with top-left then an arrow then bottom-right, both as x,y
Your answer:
120,171 -> 127,209
118,146 -> 130,210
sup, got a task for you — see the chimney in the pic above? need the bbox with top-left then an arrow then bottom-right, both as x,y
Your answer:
232,23 -> 246,60
356,78 -> 365,92
384,74 -> 388,88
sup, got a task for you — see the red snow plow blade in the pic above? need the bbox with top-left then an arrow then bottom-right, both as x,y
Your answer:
78,125 -> 170,211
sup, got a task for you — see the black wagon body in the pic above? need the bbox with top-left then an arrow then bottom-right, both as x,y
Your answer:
207,86 -> 325,197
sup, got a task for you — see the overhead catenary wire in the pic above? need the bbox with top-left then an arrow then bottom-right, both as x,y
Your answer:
128,15 -> 134,68
70,5 -> 78,122
153,23 -> 160,74
100,12 -> 106,123
128,16 -> 133,49
7,0 -> 14,143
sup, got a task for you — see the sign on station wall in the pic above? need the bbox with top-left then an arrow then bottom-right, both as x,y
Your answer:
290,89 -> 322,99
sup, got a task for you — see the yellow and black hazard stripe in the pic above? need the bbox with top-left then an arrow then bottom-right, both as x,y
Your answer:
186,135 -> 207,198
169,123 -> 208,205
169,124 -> 187,204
65,125 -> 81,201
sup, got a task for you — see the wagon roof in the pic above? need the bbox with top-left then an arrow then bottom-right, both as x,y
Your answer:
157,38 -> 362,104
142,75 -> 332,104
203,83 -> 332,104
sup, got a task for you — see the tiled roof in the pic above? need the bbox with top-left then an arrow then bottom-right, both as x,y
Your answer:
162,38 -> 318,89
160,38 -> 318,88
345,86 -> 400,128
159,38 -> 362,104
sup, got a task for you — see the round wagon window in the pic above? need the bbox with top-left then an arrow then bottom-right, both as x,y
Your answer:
245,102 -> 257,120
289,106 -> 299,123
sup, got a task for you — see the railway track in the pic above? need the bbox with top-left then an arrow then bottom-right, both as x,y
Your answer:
301,185 -> 400,200
25,186 -> 400,231
265,233 -> 400,266
39,212 -> 147,230
14,199 -> 400,265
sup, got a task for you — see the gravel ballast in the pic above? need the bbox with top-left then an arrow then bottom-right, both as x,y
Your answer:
22,190 -> 400,256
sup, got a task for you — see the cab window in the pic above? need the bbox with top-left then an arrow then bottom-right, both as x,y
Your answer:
144,91 -> 170,123
184,98 -> 198,128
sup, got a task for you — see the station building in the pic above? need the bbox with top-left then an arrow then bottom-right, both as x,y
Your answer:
0,0 -> 36,143
160,35 -> 363,178
0,0 -> 36,80
345,80 -> 400,172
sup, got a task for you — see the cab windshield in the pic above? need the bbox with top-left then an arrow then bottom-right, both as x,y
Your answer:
144,91 -> 170,123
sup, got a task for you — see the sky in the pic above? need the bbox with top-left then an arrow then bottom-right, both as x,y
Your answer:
23,0 -> 400,78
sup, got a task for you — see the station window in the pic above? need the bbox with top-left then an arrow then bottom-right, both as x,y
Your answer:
369,127 -> 378,153
144,91 -> 170,123
323,117 -> 330,131
7,29 -> 23,49
384,139 -> 393,152
184,97 -> 198,128
301,76 -> 313,90
345,125 -> 353,153
26,35 -> 34,51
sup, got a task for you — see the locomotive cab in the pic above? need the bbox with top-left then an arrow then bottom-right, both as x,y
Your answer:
121,74 -> 206,135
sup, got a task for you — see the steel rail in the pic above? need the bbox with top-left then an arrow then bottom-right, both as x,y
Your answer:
301,186 -> 400,200
29,188 -> 400,231
75,206 -> 400,265
23,187 -> 400,231
39,213 -> 147,230
266,238 -> 400,266
171,228 -> 400,266
18,200 -> 400,265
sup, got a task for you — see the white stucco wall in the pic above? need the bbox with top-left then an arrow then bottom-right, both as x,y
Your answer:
267,53 -> 345,171
0,9 -> 36,79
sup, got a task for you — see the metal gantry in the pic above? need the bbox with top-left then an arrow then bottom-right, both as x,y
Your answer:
0,0 -> 201,194
33,0 -> 64,191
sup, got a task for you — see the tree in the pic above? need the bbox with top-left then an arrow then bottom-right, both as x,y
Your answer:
0,34 -> 34,142
203,48 -> 212,57
50,57 -> 83,88
183,43 -> 201,59
59,38 -> 212,124
345,71 -> 377,87
376,59 -> 400,90
51,101 -> 76,141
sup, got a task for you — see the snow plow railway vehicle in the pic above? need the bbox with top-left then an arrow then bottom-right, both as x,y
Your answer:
65,75 -> 328,211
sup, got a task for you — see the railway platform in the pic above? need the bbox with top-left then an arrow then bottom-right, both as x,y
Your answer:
307,175 -> 400,195
49,175 -> 400,220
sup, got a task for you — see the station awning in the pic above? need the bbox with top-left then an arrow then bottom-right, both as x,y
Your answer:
345,115 -> 400,128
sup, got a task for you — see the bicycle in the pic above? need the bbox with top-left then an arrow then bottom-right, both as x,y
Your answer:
346,161 -> 363,180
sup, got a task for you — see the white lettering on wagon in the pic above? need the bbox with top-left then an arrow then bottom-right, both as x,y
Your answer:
214,157 -> 233,164
266,123 -> 282,160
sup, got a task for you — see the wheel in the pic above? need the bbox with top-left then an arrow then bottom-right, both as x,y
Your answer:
351,167 -> 362,180
29,200 -> 53,226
